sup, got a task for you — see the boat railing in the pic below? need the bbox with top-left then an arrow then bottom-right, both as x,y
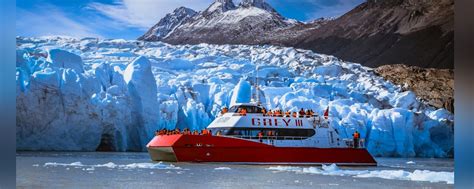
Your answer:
228,112 -> 320,118
342,138 -> 366,148
225,135 -> 305,140
224,135 -> 325,141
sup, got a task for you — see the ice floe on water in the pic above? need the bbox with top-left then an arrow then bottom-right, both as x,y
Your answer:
267,164 -> 453,184
16,37 -> 453,157
214,167 -> 232,170
43,161 -> 182,170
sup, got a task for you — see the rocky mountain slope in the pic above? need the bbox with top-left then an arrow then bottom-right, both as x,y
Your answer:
138,7 -> 197,41
140,0 -> 453,69
292,0 -> 454,69
375,64 -> 454,113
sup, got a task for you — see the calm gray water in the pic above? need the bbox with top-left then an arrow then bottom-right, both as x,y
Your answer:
16,152 -> 454,189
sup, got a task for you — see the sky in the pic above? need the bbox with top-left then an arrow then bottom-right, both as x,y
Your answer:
16,0 -> 364,39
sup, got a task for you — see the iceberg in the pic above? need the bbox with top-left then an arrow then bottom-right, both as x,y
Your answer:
15,36 -> 454,157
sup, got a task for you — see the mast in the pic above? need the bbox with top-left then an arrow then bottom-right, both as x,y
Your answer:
256,65 -> 260,105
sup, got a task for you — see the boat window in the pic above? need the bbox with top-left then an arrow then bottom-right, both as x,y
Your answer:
209,127 -> 315,140
228,105 -> 262,114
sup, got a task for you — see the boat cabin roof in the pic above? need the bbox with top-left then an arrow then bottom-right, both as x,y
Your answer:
228,103 -> 263,114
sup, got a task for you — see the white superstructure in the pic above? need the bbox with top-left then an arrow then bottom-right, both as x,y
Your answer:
208,103 -> 361,148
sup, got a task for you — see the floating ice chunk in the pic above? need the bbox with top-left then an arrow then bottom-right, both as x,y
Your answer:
321,163 -> 338,172
214,167 -> 231,170
43,161 -> 182,170
119,163 -> 181,170
406,161 -> 416,164
96,162 -> 118,168
44,162 -> 84,167
268,164 -> 454,184
356,169 -> 454,184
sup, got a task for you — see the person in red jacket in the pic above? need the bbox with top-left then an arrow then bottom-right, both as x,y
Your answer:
258,131 -> 263,143
352,131 -> 360,148
324,107 -> 329,119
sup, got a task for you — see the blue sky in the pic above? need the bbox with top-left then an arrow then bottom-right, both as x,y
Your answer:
16,0 -> 364,39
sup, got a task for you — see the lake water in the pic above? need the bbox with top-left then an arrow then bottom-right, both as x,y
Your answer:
16,152 -> 454,188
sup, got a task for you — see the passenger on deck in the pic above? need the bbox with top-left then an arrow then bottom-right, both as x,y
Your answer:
299,108 -> 305,118
285,111 -> 291,117
258,131 -> 263,143
267,130 -> 274,145
239,108 -> 247,116
353,131 -> 360,148
216,130 -> 222,136
193,130 -> 198,135
292,112 -> 297,118
306,109 -> 311,117
221,107 -> 228,115
261,107 -> 267,116
267,110 -> 273,117
274,110 -> 281,117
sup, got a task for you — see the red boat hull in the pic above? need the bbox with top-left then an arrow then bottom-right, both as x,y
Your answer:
146,134 -> 377,166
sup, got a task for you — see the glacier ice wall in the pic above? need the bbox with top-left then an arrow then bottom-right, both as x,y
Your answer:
15,37 -> 454,157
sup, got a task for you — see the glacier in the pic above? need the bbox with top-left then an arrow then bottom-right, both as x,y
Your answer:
16,36 -> 454,157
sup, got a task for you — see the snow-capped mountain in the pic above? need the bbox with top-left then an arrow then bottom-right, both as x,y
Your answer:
239,0 -> 276,13
203,0 -> 236,15
138,7 -> 197,41
16,36 -> 453,157
140,0 -> 453,69
140,0 -> 299,45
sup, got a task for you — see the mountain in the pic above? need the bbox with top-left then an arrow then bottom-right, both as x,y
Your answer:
291,0 -> 454,69
138,7 -> 197,41
140,0 -> 453,69
141,0 -> 300,45
375,64 -> 454,113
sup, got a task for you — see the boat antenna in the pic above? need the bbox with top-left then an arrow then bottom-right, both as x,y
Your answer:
255,65 -> 260,106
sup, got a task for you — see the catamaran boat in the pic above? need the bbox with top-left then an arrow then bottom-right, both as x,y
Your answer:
146,102 -> 377,166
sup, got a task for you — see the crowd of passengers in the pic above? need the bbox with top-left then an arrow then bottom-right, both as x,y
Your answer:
221,107 -> 317,118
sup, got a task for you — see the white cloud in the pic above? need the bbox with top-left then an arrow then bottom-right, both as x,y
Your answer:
88,0 -> 213,29
16,5 -> 103,38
